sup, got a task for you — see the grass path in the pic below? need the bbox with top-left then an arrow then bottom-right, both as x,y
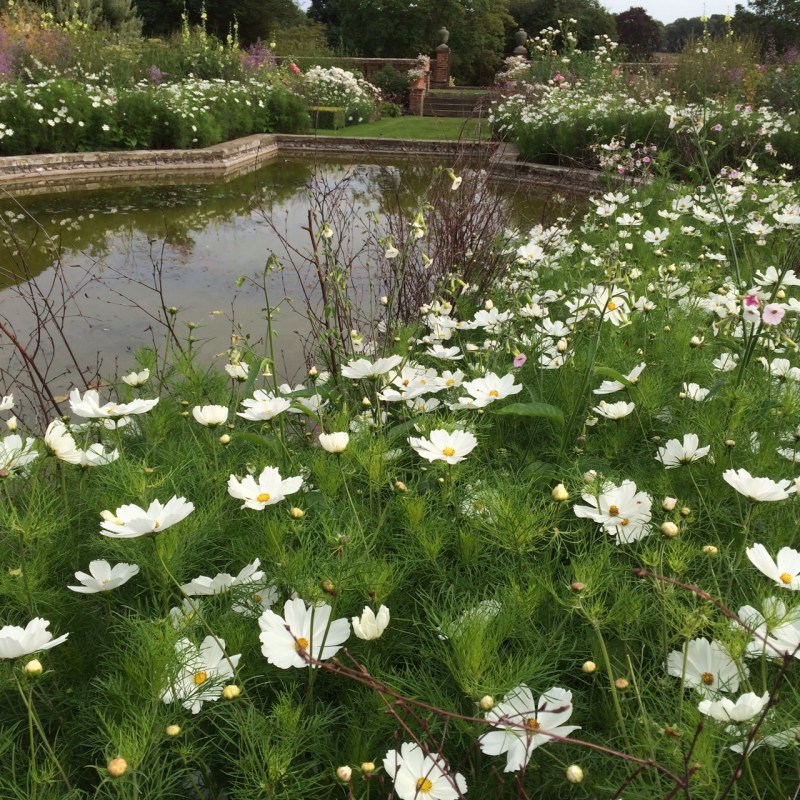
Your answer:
321,116 -> 491,141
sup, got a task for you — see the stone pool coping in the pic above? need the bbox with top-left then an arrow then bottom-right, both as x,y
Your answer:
0,133 -> 600,196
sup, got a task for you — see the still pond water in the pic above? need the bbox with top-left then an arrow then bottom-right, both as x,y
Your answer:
0,157 -> 555,404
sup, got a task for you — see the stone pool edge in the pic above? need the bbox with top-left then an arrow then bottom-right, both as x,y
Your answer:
0,133 -> 600,196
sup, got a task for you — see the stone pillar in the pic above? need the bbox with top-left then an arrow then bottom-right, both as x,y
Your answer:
409,86 -> 425,116
431,26 -> 450,88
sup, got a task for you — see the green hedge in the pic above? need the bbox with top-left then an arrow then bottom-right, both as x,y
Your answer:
308,105 -> 346,130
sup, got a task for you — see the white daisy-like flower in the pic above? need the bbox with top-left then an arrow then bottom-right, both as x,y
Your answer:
460,372 -> 522,407
478,685 -> 580,772
352,605 -> 390,640
319,432 -> 349,453
161,636 -> 240,714
682,382 -> 710,401
237,391 -> 291,422
78,443 -> 120,467
192,405 -> 229,427
44,420 -> 82,464
68,560 -> 140,593
231,582 -> 280,617
738,597 -> 800,660
591,400 -> 635,419
698,691 -> 770,723
99,496 -> 195,538
383,742 -> 467,800
0,433 -> 39,473
666,637 -> 743,697
341,355 -> 403,380
69,388 -> 158,419
592,362 -> 646,394
181,559 -> 264,596
408,429 -> 478,464
121,368 -> 150,387
573,479 -> 652,543
227,467 -> 303,510
722,468 -> 794,502
0,618 -> 69,660
0,394 -> 13,412
258,597 -> 349,669
426,344 -> 463,360
746,543 -> 800,589
656,433 -> 711,468
225,362 -> 249,381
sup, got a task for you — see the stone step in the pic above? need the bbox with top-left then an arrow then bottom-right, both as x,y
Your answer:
422,91 -> 491,118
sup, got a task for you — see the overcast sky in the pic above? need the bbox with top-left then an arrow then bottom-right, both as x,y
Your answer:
293,1 -> 738,26
600,0 -> 737,24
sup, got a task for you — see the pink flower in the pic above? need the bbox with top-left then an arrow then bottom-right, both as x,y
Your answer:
711,123 -> 723,132
513,353 -> 527,368
762,303 -> 786,326
744,294 -> 760,307
289,63 -> 300,75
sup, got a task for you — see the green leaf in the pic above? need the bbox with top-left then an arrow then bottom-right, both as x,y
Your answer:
592,366 -> 635,388
493,402 -> 564,426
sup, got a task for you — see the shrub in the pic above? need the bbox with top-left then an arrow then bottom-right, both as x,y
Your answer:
300,65 -> 380,126
308,105 -> 345,130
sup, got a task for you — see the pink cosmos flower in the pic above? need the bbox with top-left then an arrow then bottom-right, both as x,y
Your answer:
513,353 -> 527,368
743,294 -> 760,307
762,303 -> 786,326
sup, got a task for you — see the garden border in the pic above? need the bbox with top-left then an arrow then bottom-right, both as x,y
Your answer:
0,133 -> 601,197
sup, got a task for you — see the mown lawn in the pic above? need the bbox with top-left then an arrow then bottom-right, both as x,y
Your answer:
319,115 -> 491,141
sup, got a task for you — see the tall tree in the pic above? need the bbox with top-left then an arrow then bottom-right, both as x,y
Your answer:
733,0 -> 800,52
614,6 -> 662,58
508,0 -> 616,51
308,0 -> 512,84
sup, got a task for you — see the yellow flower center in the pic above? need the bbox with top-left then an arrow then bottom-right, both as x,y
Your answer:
445,379 -> 455,386
780,572 -> 792,584
701,672 -> 715,686
609,505 -> 620,516
524,717 -> 541,731
105,406 -> 117,414
193,671 -> 208,686
257,492 -> 271,503
295,637 -> 309,652
416,778 -> 433,793
442,447 -> 456,457
153,520 -> 161,530
253,593 -> 262,602
607,301 -> 617,311
620,517 -> 630,526
489,390 -> 499,397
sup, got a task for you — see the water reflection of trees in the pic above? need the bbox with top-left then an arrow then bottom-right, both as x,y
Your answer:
0,160 -> 316,291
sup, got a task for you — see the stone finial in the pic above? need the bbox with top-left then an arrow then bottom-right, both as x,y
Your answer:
437,26 -> 450,52
513,28 -> 528,57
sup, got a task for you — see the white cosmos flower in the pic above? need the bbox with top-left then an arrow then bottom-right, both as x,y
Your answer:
592,400 -> 635,419
682,382 -> 710,401
738,597 -> 800,660
426,344 -> 463,360
383,742 -> 467,800
237,391 -> 291,422
69,388 -> 158,418
729,727 -> 800,754
666,637 -> 743,697
0,434 -> 39,473
592,362 -> 646,394
656,433 -> 711,468
352,605 -> 390,640
192,405 -> 229,427
161,636 -> 240,714
478,685 -> 580,772
181,559 -> 264,596
68,560 -> 140,593
259,597 -> 349,669
643,227 -> 669,244
0,618 -> 69,659
44,420 -> 82,464
225,361 -> 249,381
574,479 -> 652,544
0,394 -> 13,412
746,544 -> 800,589
698,692 -> 770,723
319,432 -> 349,453
341,355 -> 403,379
231,582 -> 280,617
408,429 -> 478,464
227,466 -> 303,510
460,372 -> 522,407
78,443 -> 119,467
99,496 -> 195,538
121,368 -> 150,387
722,468 -> 794,502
